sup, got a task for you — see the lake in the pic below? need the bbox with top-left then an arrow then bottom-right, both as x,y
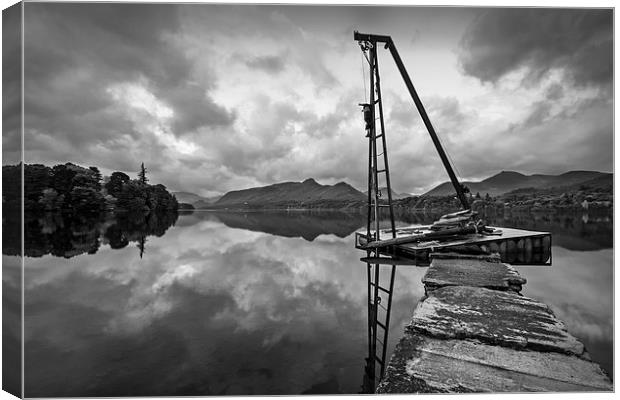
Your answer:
5,209 -> 613,396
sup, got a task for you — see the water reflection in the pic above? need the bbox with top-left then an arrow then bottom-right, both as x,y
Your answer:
9,209 -> 613,395
3,209 -> 179,259
484,210 -> 612,251
20,211 -> 429,396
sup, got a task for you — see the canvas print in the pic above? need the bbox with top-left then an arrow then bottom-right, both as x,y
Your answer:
2,2 -> 614,397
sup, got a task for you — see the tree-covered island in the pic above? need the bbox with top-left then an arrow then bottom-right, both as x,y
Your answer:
3,162 -> 178,214
2,162 -> 180,259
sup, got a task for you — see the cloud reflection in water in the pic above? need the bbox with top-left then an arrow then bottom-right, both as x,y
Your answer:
22,210 -> 613,395
23,212 -> 425,396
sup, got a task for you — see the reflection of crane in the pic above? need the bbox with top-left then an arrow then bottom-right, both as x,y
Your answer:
355,31 -> 472,392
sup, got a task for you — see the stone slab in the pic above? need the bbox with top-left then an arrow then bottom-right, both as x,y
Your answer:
430,252 -> 502,262
409,286 -> 585,357
423,256 -> 526,292
376,333 -> 612,393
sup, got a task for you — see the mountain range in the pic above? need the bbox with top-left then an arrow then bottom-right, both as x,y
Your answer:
363,187 -> 411,200
423,171 -> 612,197
213,178 -> 364,207
172,191 -> 220,208
175,170 -> 611,208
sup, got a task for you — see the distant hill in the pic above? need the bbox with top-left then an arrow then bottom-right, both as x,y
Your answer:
363,186 -> 411,200
575,174 -> 613,190
214,178 -> 365,208
423,170 -> 612,197
173,191 -> 220,207
503,173 -> 613,196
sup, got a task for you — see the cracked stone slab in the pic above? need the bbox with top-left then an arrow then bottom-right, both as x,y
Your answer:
376,333 -> 612,393
408,286 -> 585,357
423,256 -> 526,293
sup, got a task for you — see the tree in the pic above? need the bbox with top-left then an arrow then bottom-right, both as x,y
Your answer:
138,163 -> 148,184
115,180 -> 148,213
475,192 -> 481,199
24,164 -> 52,210
70,186 -> 104,213
38,188 -> 64,211
89,166 -> 102,189
105,172 -> 130,197
51,164 -> 77,197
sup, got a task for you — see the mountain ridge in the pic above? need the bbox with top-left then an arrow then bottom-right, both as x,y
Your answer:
214,178 -> 366,207
363,186 -> 411,200
423,170 -> 612,197
172,191 -> 220,206
176,170 -> 611,209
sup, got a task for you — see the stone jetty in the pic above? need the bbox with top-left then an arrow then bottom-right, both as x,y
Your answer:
376,252 -> 613,393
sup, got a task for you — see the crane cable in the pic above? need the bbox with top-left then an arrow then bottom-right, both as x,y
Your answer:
437,131 -> 465,183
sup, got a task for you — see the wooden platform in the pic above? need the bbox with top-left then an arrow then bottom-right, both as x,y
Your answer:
376,253 -> 612,393
356,225 -> 552,265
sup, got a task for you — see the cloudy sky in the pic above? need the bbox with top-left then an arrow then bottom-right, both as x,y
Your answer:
6,4 -> 613,196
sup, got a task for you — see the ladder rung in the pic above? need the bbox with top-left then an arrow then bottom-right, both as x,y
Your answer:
376,134 -> 384,138
374,356 -> 385,365
377,204 -> 391,207
370,282 -> 391,294
376,320 -> 387,330
377,338 -> 384,347
378,302 -> 387,311
376,169 -> 386,173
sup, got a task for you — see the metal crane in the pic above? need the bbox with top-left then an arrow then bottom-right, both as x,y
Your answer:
354,31 -> 470,209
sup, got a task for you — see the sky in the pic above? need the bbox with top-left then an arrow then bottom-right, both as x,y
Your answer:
4,4 -> 613,196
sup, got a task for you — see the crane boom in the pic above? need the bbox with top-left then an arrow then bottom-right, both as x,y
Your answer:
354,31 -> 470,209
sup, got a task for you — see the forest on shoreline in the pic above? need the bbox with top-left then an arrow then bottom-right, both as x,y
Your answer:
3,162 -> 178,214
2,162 -> 180,259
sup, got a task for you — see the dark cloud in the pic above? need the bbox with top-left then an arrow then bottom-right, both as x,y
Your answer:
464,96 -> 611,180
244,54 -> 287,74
517,100 -> 553,131
458,9 -> 612,89
545,83 -> 564,100
2,3 -> 22,164
23,2 -> 234,155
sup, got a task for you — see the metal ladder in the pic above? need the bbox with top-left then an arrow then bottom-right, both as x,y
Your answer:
359,39 -> 398,392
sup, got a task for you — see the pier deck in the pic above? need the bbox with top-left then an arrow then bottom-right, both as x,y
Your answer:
356,225 -> 552,265
376,253 -> 612,393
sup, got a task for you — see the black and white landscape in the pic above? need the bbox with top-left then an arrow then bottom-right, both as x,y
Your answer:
2,3 -> 613,397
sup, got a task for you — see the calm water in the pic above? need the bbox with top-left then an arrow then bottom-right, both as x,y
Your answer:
5,209 -> 613,396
